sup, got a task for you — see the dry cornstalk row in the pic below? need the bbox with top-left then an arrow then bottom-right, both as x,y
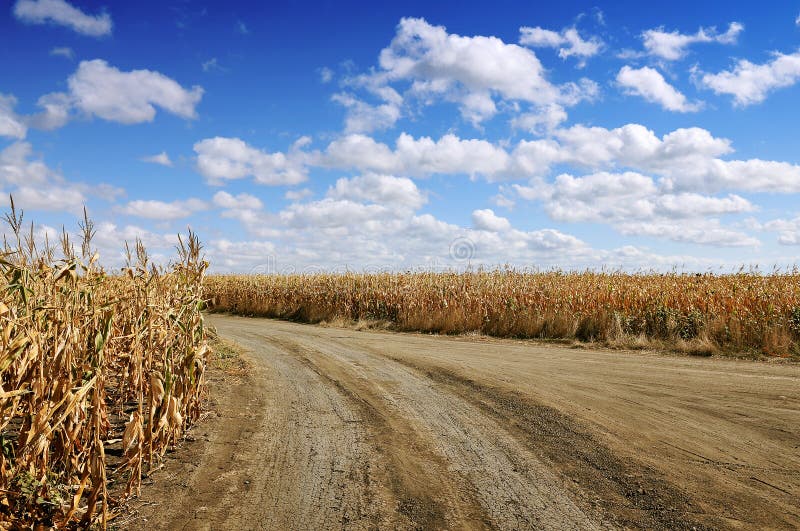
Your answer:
0,202 -> 209,529
206,270 -> 800,356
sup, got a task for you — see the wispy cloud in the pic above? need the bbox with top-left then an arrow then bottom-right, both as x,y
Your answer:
13,0 -> 112,37
141,151 -> 173,167
49,46 -> 74,59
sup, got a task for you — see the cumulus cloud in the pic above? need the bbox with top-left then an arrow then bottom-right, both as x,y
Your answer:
262,199 -> 590,270
212,191 -> 263,210
616,66 -> 702,112
67,60 -> 204,123
285,188 -> 313,201
0,95 -> 27,139
91,222 -> 180,265
514,170 -> 757,246
641,22 -> 743,61
522,171 -> 754,222
746,215 -> 800,245
210,118 -> 800,206
193,136 -> 308,186
141,151 -> 172,167
13,0 -> 112,37
510,104 -> 568,134
187,117 -> 800,257
700,51 -> 800,106
14,60 -> 202,131
0,141 -> 121,214
252,121 -> 800,195
347,17 -> 598,128
616,220 -> 759,247
0,141 -> 58,186
28,92 -> 72,130
280,199 -> 394,230
519,26 -> 603,66
121,198 -> 208,220
472,209 -> 511,232
11,185 -> 87,214
322,132 -> 511,181
332,93 -> 401,133
328,174 -> 426,210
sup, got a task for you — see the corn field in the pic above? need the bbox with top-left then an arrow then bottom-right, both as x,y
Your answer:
206,270 -> 800,357
0,202 -> 209,528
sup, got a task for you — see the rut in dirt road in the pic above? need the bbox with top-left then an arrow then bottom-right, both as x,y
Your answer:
268,334 -> 605,530
131,315 -> 799,530
204,315 -> 727,531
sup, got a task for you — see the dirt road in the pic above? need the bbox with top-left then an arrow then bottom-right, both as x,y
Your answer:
128,315 -> 800,530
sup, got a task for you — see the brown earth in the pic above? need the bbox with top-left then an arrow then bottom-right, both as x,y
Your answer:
121,314 -> 800,530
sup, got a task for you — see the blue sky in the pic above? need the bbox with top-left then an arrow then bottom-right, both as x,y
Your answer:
2,0 -> 800,272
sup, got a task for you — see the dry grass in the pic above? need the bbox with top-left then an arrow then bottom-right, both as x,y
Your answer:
206,270 -> 800,358
0,201 -> 209,529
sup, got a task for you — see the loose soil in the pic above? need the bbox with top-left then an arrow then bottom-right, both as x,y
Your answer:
120,315 -> 800,530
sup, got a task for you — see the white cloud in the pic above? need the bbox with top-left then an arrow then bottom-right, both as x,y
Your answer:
13,0 -> 112,37
0,141 -> 120,214
519,26 -> 603,66
510,103 -> 568,134
616,219 -> 759,247
796,13 -> 800,27
332,93 -> 401,133
655,193 -> 754,217
13,60 -> 203,131
700,51 -> 800,106
28,92 -> 72,130
322,132 -> 511,180
307,122 -> 800,194
92,222 -> 180,263
212,191 -> 263,210
280,198 -> 394,229
49,46 -> 74,59
616,66 -> 702,112
641,22 -> 743,61
328,174 -> 426,210
472,209 -> 511,232
319,67 -> 334,83
121,198 -> 208,220
349,17 -> 598,127
201,58 -> 222,73
0,141 -> 56,185
490,193 -> 515,211
12,185 -> 86,214
511,124 -> 733,180
318,122 -> 800,196
514,170 -> 757,246
378,18 -> 556,102
285,188 -> 313,201
778,233 -> 800,245
141,151 -> 172,167
747,215 -> 800,245
193,136 -> 308,186
68,59 -> 204,123
0,94 -> 27,139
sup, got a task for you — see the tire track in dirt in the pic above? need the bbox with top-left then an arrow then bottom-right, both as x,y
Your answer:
203,328 -> 387,530
125,331 -> 389,530
391,358 -> 711,530
276,337 -> 490,531
133,315 -> 800,530
261,331 -> 607,530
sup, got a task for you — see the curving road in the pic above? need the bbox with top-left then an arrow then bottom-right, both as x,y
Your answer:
135,314 -> 800,530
